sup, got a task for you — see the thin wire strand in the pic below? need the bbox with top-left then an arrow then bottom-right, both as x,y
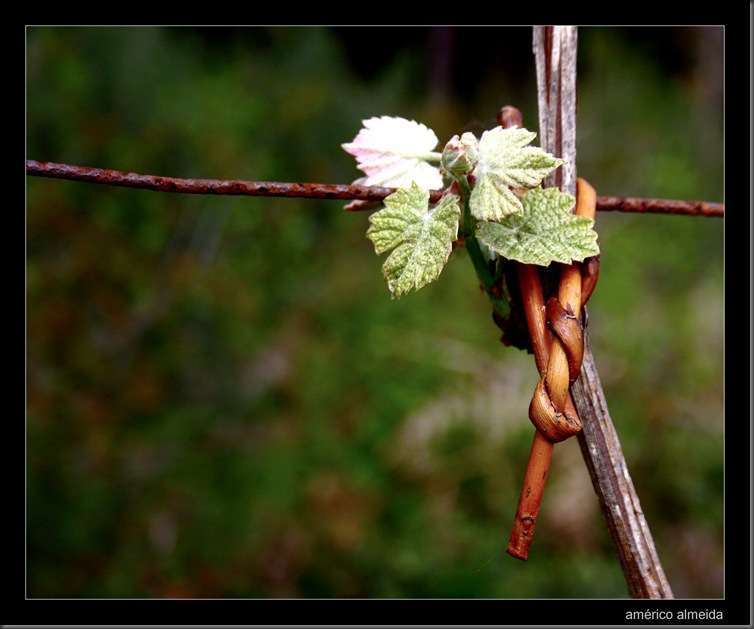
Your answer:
26,160 -> 724,218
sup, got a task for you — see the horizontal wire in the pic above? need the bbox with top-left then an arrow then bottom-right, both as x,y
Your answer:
26,160 -> 724,218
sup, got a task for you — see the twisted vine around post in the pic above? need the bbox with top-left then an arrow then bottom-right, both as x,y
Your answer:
497,104 -> 602,560
506,177 -> 599,560
530,179 -> 598,442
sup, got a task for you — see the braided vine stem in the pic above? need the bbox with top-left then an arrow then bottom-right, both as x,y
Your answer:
506,177 -> 597,559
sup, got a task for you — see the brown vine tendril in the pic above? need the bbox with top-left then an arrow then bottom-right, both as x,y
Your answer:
507,179 -> 599,560
500,102 -> 602,560
534,178 -> 597,442
506,178 -> 599,560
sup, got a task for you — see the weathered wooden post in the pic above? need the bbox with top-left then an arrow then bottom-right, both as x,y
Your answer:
533,25 -> 674,598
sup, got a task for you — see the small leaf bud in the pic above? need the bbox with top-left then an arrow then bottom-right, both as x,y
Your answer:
441,132 -> 479,178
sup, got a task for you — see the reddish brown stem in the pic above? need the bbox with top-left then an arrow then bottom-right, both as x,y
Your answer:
507,184 -> 591,559
506,430 -> 553,560
516,265 -> 551,375
507,263 -> 555,560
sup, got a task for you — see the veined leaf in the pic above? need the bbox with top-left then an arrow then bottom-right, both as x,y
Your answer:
468,173 -> 527,222
470,126 -> 564,221
367,183 -> 461,298
342,116 -> 444,189
476,186 -> 600,266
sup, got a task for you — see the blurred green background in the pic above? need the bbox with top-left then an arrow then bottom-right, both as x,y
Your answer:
26,26 -> 723,598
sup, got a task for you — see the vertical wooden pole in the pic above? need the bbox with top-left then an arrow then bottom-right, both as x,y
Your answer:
532,25 -> 674,598
534,26 -> 578,196
571,345 -> 675,598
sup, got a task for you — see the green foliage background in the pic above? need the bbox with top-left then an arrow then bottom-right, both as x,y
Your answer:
26,26 -> 723,599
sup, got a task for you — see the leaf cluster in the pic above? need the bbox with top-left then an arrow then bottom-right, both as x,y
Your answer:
349,119 -> 600,298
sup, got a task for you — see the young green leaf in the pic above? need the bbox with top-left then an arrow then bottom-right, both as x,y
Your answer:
342,116 -> 444,189
476,186 -> 600,266
367,183 -> 461,298
470,126 -> 565,221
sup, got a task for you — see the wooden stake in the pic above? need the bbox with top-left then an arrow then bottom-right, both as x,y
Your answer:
531,25 -> 674,598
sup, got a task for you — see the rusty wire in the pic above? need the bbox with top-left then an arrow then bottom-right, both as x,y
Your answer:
26,160 -> 723,218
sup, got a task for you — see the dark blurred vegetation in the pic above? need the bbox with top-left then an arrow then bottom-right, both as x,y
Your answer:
26,26 -> 723,599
